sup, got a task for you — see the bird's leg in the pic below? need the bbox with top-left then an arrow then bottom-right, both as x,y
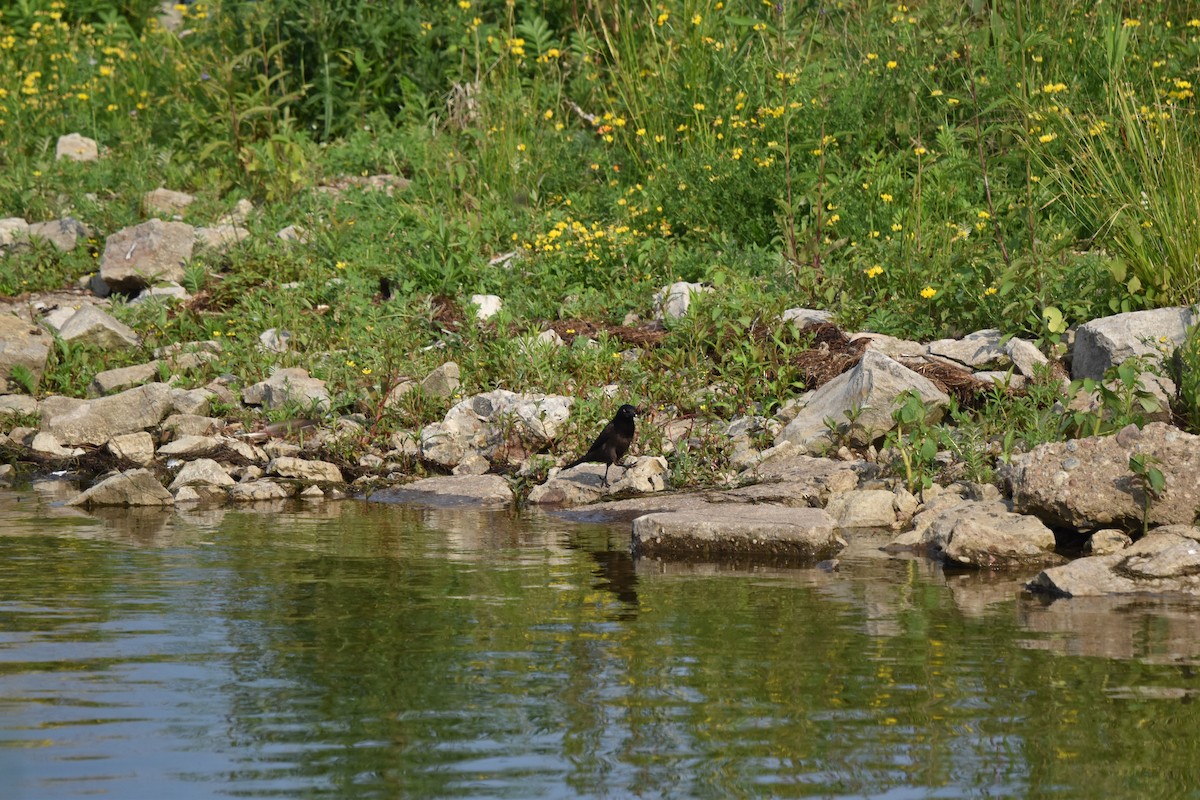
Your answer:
603,464 -> 611,487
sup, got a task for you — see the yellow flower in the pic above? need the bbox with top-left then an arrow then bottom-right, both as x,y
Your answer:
1122,18 -> 1141,28
920,286 -> 937,299
517,143 -> 526,152
977,210 -> 990,219
880,193 -> 894,203
692,13 -> 702,24
886,60 -> 898,70
657,11 -> 669,25
458,0 -> 470,8
866,52 -> 879,61
914,145 -> 927,156
983,286 -> 998,296
864,264 -> 884,279
693,103 -> 705,111
362,367 -> 372,375
543,109 -> 553,120
891,223 -> 903,232
335,261 -> 347,270
930,89 -> 943,97
1038,132 -> 1057,143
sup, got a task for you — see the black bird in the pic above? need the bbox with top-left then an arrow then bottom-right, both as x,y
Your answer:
565,404 -> 638,486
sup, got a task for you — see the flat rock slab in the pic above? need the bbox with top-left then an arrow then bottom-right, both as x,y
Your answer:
632,505 -> 844,562
40,382 -> 174,446
371,474 -> 514,508
66,468 -> 174,507
1028,526 -> 1200,597
100,219 -> 195,294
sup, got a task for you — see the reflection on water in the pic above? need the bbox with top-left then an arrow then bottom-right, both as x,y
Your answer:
2,480 -> 1200,798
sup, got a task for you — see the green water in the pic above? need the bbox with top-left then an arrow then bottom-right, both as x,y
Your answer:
1,480 -> 1199,799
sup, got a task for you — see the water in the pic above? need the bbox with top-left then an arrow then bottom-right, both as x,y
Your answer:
2,479 -> 1200,799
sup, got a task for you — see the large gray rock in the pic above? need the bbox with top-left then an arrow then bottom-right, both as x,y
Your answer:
528,456 -> 668,506
106,432 -> 156,466
420,390 -> 573,468
194,224 -> 249,252
0,394 -> 39,416
229,480 -> 292,502
0,314 -> 51,392
26,218 -> 87,251
91,362 -> 160,395
57,305 -> 139,350
372,474 -> 515,507
632,505 -> 844,561
1028,526 -> 1200,597
775,350 -> 950,448
917,500 -> 1061,569
169,458 -> 235,491
1011,423 -> 1200,531
732,453 -> 861,506
56,133 -> 99,162
39,383 -> 174,446
241,368 -> 330,411
0,218 -> 29,246
30,432 -> 85,458
66,469 -> 174,507
782,308 -> 832,328
1072,307 -> 1197,380
926,329 -> 1009,369
143,187 -> 195,215
100,219 -> 195,294
158,435 -> 224,458
825,489 -> 905,529
267,456 -> 344,483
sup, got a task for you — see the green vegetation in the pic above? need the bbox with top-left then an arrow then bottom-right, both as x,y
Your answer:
2,0 -> 1199,484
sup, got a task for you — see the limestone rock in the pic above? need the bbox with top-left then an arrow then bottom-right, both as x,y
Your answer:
775,350 -> 950,449
529,456 -> 668,506
91,362 -> 159,395
66,469 -> 174,507
0,314 -> 51,392
1028,527 -> 1200,597
926,329 -> 1009,369
100,219 -> 195,294
732,454 -> 861,506
1072,307 -> 1196,380
267,456 -> 344,483
26,218 -> 88,251
30,432 -> 85,458
106,432 -> 156,466
143,187 -> 195,215
229,480 -> 292,502
169,458 -> 235,491
1086,529 -> 1133,555
57,305 -> 139,350
850,332 -> 926,360
782,308 -> 833,328
56,133 -> 99,162
158,435 -> 224,458
825,489 -> 902,529
40,383 -> 174,446
241,368 -> 330,412
470,294 -> 502,320
1011,422 -> 1200,531
632,506 -> 844,562
161,414 -> 221,439
421,361 -> 461,399
168,388 -> 213,417
0,218 -> 29,246
653,281 -> 711,320
918,500 -> 1062,569
0,395 -> 39,416
419,389 -> 572,468
1006,337 -> 1050,378
194,224 -> 249,252
371,474 -> 514,507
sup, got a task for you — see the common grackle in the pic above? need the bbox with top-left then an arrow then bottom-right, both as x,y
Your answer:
565,404 -> 638,486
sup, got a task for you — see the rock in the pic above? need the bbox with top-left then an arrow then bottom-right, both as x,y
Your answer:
383,379 -> 418,408
419,389 -> 572,468
1006,337 -> 1050,378
257,328 -> 292,353
56,305 -> 139,349
276,224 -> 307,243
267,456 -> 344,483
926,329 -> 1009,369
732,453 -> 861,506
132,283 -> 191,304
1011,422 -> 1200,531
241,368 -> 330,411
0,314 -> 51,392
825,489 -> 901,529
653,281 -> 711,320
26,218 -> 87,251
39,382 -> 174,446
452,453 -> 491,475
30,432 -> 85,458
421,361 -> 461,399
782,308 -> 833,328
1086,529 -> 1133,555
775,350 -> 950,449
194,224 -> 249,252
174,484 -> 229,504
530,456 -> 668,506
56,133 -> 99,162
91,362 -> 160,395
100,219 -> 195,294
470,294 -> 502,320
918,500 -> 1061,568
0,218 -> 30,246
106,432 -> 156,466
849,332 -> 927,360
219,199 -> 255,226
158,435 -> 224,458
161,414 -> 221,439
229,480 -> 292,502
1028,527 -> 1200,597
1072,307 -> 1196,380
168,388 -> 213,417
66,469 -> 174,507
143,187 -> 195,216
372,474 -> 514,507
169,458 -> 235,491
0,395 -> 39,416
632,506 -> 844,561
